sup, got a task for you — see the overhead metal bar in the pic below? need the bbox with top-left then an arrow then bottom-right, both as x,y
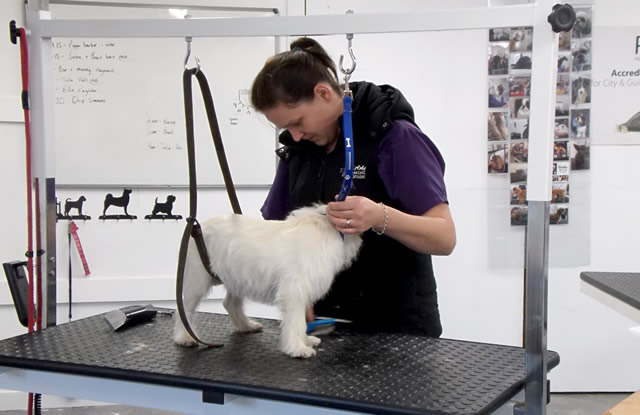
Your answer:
48,0 -> 279,14
40,4 -> 535,38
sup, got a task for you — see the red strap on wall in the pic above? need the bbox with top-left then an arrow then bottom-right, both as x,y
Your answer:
15,26 -> 36,333
69,221 -> 91,276
13,23 -> 36,415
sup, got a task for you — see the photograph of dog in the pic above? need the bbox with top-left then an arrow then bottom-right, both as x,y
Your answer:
572,9 -> 592,38
488,112 -> 509,141
488,43 -> 509,75
571,76 -> 591,105
488,143 -> 508,174
557,54 -> 571,73
510,141 -> 528,164
510,53 -> 532,72
511,185 -> 527,206
509,76 -> 531,97
555,118 -> 569,139
509,27 -> 533,52
570,141 -> 590,170
511,206 -> 528,226
558,31 -> 571,51
173,203 -> 363,358
556,74 -> 570,96
510,163 -> 528,184
571,109 -> 590,138
553,141 -> 569,161
616,111 -> 640,133
489,28 -> 510,42
550,206 -> 569,225
552,183 -> 570,204
101,188 -> 135,219
511,98 -> 530,119
555,95 -> 570,117
571,38 -> 592,72
509,118 -> 529,140
488,79 -> 509,108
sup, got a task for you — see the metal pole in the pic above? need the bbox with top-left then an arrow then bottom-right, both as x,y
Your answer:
524,0 -> 558,413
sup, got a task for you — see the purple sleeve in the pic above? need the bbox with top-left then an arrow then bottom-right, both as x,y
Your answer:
378,120 -> 448,215
260,158 -> 290,220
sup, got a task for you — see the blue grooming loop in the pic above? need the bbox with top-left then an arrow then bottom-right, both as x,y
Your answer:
336,31 -> 357,202
336,93 -> 354,202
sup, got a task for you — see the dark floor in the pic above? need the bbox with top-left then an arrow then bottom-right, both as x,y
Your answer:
0,393 -> 632,414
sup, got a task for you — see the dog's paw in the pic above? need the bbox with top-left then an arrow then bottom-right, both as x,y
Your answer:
285,345 -> 317,359
305,335 -> 321,348
173,330 -> 198,347
237,320 -> 263,333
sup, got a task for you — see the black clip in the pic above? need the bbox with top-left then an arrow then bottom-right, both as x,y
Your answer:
9,20 -> 20,45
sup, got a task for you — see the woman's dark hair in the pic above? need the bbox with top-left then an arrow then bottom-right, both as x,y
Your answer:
251,37 -> 341,111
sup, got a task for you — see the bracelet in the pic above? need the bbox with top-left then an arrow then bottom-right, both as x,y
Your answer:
371,202 -> 388,235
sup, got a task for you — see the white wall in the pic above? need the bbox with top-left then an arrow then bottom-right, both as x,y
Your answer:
1,0 -> 639,410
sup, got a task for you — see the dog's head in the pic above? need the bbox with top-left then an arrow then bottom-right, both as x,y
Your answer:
556,208 -> 567,219
287,203 -> 363,268
511,30 -> 524,42
575,113 -> 585,127
490,84 -> 504,97
167,195 -> 177,203
79,196 -> 87,202
574,12 -> 591,36
124,188 -> 132,195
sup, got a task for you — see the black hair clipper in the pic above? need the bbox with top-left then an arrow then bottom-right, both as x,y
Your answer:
104,304 -> 158,331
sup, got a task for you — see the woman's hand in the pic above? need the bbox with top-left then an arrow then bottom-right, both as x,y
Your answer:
327,196 -> 456,256
327,196 -> 384,234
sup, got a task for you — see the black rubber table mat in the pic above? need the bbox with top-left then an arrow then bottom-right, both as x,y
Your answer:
0,311 -> 559,415
581,271 -> 640,310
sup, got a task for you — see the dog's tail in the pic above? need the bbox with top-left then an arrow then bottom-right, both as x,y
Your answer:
155,197 -> 158,204
66,198 -> 71,202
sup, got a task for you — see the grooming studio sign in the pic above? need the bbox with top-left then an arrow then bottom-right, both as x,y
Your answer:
591,27 -> 640,144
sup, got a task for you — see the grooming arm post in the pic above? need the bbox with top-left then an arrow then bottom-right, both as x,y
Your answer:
524,1 -> 565,414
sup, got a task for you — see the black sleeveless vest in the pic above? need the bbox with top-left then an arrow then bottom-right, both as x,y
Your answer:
277,82 -> 442,337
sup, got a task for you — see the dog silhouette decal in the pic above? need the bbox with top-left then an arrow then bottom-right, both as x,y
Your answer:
100,188 -> 137,220
145,195 -> 182,220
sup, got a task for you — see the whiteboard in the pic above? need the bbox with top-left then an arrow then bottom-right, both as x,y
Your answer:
51,6 -> 278,186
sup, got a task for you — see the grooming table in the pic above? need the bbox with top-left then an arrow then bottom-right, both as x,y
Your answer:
0,311 -> 559,415
580,272 -> 640,326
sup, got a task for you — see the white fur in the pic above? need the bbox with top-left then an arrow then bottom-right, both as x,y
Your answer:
173,203 -> 362,358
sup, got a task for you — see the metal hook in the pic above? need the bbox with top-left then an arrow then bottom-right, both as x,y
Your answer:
338,11 -> 356,90
338,33 -> 357,82
183,15 -> 200,73
184,37 -> 201,73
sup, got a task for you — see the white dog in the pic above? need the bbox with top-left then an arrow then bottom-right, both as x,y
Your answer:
173,203 -> 363,358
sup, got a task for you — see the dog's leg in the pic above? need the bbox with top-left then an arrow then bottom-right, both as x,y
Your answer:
278,293 -> 317,358
223,294 -> 262,333
173,250 -> 214,346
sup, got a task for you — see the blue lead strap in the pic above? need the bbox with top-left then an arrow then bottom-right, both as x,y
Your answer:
336,93 -> 354,240
336,93 -> 354,202
336,31 -> 356,239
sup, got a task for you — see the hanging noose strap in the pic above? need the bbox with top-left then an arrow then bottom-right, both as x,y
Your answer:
336,91 -> 354,202
176,68 -> 242,348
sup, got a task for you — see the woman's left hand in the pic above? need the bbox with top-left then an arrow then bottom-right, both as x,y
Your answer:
327,196 -> 384,234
